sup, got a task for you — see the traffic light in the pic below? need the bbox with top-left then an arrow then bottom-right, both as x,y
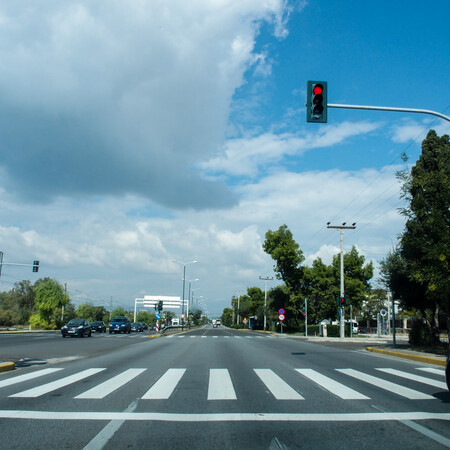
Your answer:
306,81 -> 327,123
32,260 -> 39,272
340,296 -> 345,306
158,301 -> 163,311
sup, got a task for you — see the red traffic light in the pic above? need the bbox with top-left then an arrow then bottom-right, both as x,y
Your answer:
313,85 -> 323,95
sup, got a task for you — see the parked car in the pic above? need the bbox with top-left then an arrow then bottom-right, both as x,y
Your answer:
149,323 -> 156,331
61,318 -> 92,338
109,316 -> 131,334
131,321 -> 144,332
91,321 -> 107,333
142,323 -> 148,330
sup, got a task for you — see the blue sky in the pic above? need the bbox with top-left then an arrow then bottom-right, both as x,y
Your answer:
0,0 -> 449,316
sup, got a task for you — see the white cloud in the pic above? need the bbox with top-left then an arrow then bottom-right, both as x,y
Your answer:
199,120 -> 382,177
0,0 -> 289,208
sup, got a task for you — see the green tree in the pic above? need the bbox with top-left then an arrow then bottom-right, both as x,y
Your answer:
221,307 -> 233,327
304,258 -> 337,324
398,130 -> 449,330
331,246 -> 373,312
76,303 -> 106,322
136,311 -> 156,325
31,278 -> 69,329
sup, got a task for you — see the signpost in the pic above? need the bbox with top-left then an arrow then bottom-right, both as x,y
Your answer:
278,309 -> 285,334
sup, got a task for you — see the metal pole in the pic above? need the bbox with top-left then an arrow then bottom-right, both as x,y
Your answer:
327,224 -> 356,339
305,298 -> 308,337
391,292 -> 397,347
328,103 -> 450,122
260,276 -> 273,331
182,265 -> 186,317
339,230 -> 345,339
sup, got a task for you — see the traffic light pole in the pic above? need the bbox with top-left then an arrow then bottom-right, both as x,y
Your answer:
328,104 -> 450,122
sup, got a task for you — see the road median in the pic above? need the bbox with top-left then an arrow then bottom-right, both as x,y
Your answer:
366,346 -> 446,367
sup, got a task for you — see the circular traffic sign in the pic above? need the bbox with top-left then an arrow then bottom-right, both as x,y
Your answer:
181,314 -> 185,319
278,308 -> 285,315
279,314 -> 285,321
380,309 -> 387,317
155,313 -> 161,320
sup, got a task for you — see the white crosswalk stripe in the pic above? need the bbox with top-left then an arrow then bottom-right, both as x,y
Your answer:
416,367 -> 445,376
296,369 -> 369,400
141,368 -> 186,400
336,368 -> 435,400
9,368 -> 105,398
376,368 -> 447,390
0,368 -> 63,389
208,369 -> 237,400
254,369 -> 304,400
75,368 -> 147,399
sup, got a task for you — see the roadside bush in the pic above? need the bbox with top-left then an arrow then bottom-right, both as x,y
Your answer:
326,324 -> 340,337
29,313 -> 56,330
409,321 -> 440,346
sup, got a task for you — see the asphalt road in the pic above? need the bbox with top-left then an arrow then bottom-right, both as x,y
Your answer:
0,326 -> 449,449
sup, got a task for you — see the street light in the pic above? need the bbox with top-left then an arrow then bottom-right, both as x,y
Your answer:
188,279 -> 199,320
259,276 -> 273,331
173,260 -> 198,317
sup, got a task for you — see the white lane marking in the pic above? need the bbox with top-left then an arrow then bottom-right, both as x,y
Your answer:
213,336 -> 218,339
141,368 -> 186,400
201,336 -> 207,339
337,369 -> 435,400
376,368 -> 447,390
234,336 -> 242,339
0,368 -> 63,389
208,369 -> 237,400
295,369 -> 369,400
0,410 -> 449,422
190,336 -> 196,338
254,369 -> 304,400
75,369 -> 146,399
83,399 -> 138,450
9,368 -> 105,398
416,367 -> 445,376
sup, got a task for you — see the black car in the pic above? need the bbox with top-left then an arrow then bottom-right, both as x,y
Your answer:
91,321 -> 107,333
61,318 -> 92,338
109,316 -> 131,334
131,322 -> 144,332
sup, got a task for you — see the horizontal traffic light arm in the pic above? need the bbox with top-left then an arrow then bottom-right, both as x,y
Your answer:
327,103 -> 450,122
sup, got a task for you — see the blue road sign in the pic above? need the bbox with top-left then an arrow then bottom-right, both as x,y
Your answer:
156,313 -> 161,320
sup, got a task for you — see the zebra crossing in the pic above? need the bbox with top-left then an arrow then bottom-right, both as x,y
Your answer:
1,365 -> 446,402
165,335 -> 274,339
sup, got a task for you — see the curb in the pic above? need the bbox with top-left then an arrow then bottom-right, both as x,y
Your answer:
366,346 -> 446,367
0,362 -> 15,373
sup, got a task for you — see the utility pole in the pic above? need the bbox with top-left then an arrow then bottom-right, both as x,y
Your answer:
259,276 -> 273,331
327,222 -> 356,338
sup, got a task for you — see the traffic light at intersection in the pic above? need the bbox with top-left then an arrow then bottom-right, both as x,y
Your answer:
32,260 -> 39,272
306,81 -> 327,123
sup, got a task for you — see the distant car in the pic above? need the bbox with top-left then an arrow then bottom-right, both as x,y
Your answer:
149,323 -> 156,331
131,322 -> 144,332
91,321 -> 107,333
142,323 -> 148,330
446,352 -> 450,391
109,316 -> 131,334
61,319 -> 92,338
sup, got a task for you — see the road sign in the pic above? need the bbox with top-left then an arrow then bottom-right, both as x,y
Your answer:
380,309 -> 387,317
155,313 -> 161,320
279,314 -> 285,321
278,308 -> 285,315
181,314 -> 185,319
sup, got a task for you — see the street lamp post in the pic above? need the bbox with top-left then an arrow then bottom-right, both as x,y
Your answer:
173,260 -> 197,318
259,276 -> 273,331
